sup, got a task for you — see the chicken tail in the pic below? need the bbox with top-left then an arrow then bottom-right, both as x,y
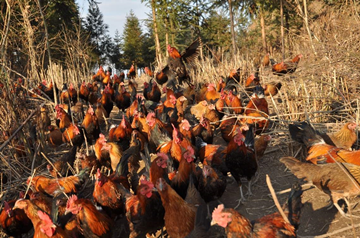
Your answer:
195,136 -> 207,149
288,121 -> 325,148
285,183 -> 303,229
279,156 -> 316,182
244,125 -> 255,151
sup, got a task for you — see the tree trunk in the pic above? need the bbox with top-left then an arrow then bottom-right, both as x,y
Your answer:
170,17 -> 175,46
151,0 -> 162,65
228,0 -> 236,54
284,9 -> 291,52
259,6 -> 267,53
164,17 -> 169,57
280,0 -> 285,61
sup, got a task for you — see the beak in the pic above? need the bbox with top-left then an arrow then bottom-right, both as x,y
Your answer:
64,209 -> 70,215
210,219 -> 217,226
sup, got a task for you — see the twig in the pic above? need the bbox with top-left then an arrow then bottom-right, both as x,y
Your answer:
0,102 -> 45,152
41,152 -> 62,178
266,174 -> 291,224
24,169 -> 37,198
275,183 -> 314,195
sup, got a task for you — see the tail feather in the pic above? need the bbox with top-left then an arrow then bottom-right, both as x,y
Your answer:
288,121 -> 325,148
196,136 -> 207,149
285,183 -> 303,229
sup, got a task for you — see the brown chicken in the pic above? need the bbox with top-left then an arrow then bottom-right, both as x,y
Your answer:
27,169 -> 88,197
144,66 -> 153,77
144,80 -> 161,102
81,105 -> 100,144
243,86 -> 269,134
195,83 -> 208,103
127,65 -> 136,79
38,79 -> 58,101
198,165 -> 227,217
263,82 -> 282,97
108,115 -> 132,151
47,125 -> 63,147
192,116 -> 213,144
118,178 -> 165,238
100,84 -> 113,117
255,134 -> 272,159
211,185 -> 302,238
79,81 -> 90,102
65,195 -> 113,237
155,70 -> 169,86
62,123 -> 84,148
93,168 -> 127,218
47,145 -> 77,178
163,38 -> 201,86
13,199 -> 70,238
216,78 -> 226,92
150,153 -> 171,185
280,156 -> 359,217
225,90 -> 242,114
225,126 -> 256,208
0,199 -> 32,237
262,53 -> 270,67
211,204 -> 252,237
94,133 -> 109,164
114,82 -> 131,113
170,146 -> 197,199
92,66 -> 106,82
205,83 -> 220,104
101,142 -> 123,172
146,112 -> 172,153
245,73 -> 260,92
55,105 -> 71,132
156,177 -> 196,238
272,54 -> 303,75
128,80 -> 138,102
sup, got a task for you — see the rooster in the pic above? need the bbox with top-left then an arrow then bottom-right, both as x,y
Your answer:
289,120 -> 357,151
272,54 -> 303,75
100,84 -> 113,117
198,165 -> 227,218
47,145 -> 77,178
65,195 -> 113,237
0,199 -> 32,237
114,82 -> 131,113
93,168 -> 128,218
160,38 -> 201,86
146,112 -> 172,153
127,65 -> 136,79
13,199 -> 71,238
225,126 -> 256,208
61,123 -> 84,148
27,168 -> 89,197
118,178 -> 165,238
81,105 -> 100,144
264,82 -> 282,97
205,83 -> 220,104
144,80 -> 161,103
108,115 -> 132,151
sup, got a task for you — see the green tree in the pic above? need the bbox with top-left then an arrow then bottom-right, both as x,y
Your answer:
108,30 -> 124,70
122,10 -> 144,68
85,0 -> 109,65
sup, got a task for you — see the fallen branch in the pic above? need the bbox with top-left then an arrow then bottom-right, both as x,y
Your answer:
266,174 -> 290,224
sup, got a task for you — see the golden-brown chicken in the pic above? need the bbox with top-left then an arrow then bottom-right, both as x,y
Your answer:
156,178 -> 196,238
272,54 -> 303,75
264,82 -> 282,97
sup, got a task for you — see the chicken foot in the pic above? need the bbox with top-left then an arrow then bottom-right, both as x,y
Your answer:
234,186 -> 246,209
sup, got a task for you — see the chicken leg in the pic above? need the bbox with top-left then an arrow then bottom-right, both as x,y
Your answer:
234,186 -> 246,209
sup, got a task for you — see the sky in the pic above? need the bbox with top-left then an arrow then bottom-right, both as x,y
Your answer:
76,0 -> 150,38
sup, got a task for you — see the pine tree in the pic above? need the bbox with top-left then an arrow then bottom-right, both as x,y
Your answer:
121,10 -> 144,68
85,0 -> 109,64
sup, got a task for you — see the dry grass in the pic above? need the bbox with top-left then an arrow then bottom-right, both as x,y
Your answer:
0,1 -> 359,237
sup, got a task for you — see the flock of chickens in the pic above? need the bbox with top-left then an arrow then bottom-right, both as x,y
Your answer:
0,38 -> 359,238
